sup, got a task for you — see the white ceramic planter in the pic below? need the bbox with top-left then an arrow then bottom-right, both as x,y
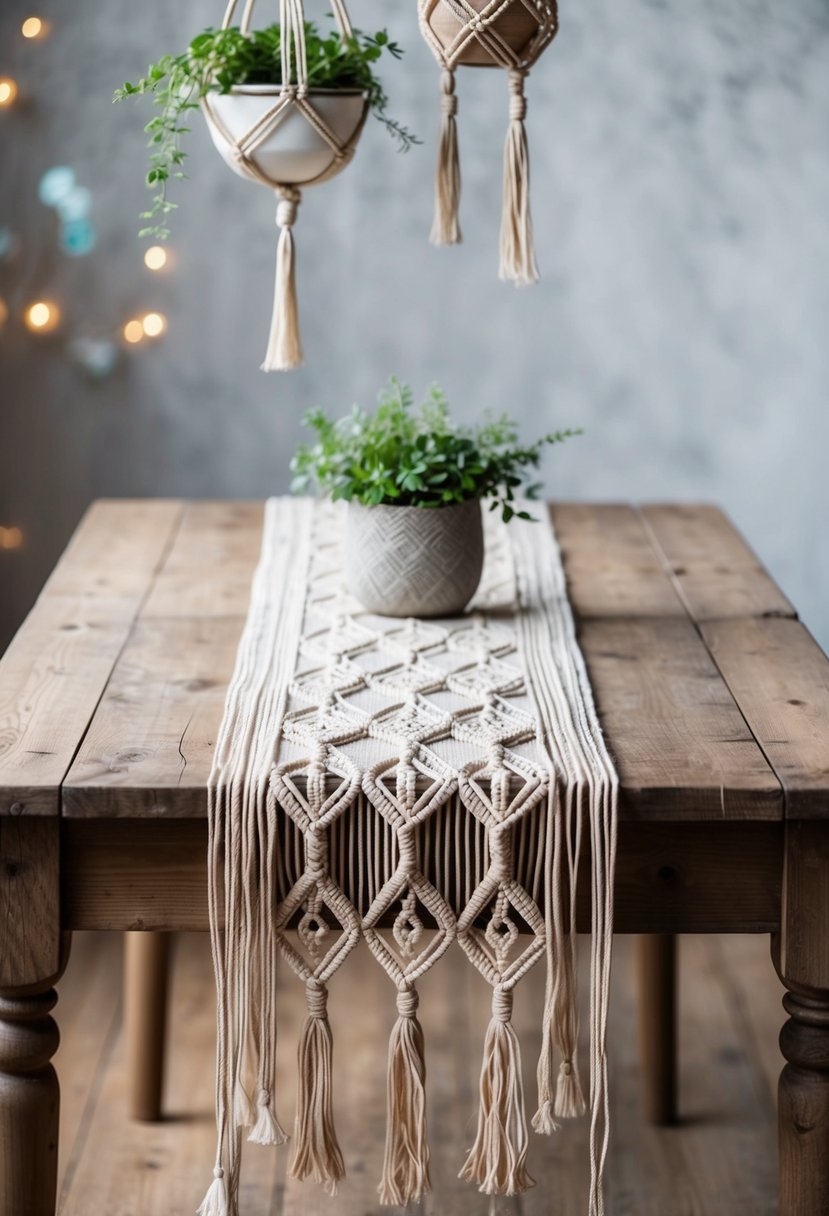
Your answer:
206,86 -> 368,185
346,500 -> 485,618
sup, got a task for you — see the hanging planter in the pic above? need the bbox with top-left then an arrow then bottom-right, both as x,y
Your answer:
115,4 -> 417,372
417,0 -> 559,285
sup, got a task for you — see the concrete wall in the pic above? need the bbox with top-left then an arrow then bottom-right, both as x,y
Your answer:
1,0 -> 827,647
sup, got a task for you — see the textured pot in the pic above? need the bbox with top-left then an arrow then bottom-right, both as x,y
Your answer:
346,500 -> 485,618
206,86 -> 368,185
424,0 -> 542,67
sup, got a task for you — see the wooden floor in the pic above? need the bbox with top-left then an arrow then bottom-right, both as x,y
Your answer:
55,932 -> 783,1215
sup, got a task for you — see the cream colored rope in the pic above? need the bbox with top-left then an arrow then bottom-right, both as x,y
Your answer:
201,498 -> 618,1216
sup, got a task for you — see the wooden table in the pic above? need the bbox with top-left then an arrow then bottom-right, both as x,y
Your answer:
1,500 -> 828,1216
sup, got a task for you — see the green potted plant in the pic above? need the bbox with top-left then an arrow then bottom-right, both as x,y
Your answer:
290,378 -> 581,617
115,15 -> 418,240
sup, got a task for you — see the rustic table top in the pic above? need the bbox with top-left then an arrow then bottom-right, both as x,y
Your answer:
1,500 -> 828,824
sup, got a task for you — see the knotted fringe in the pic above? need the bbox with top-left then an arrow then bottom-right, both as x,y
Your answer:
499,69 -> 538,286
459,986 -> 534,1196
262,186 -> 303,371
534,784 -> 586,1132
290,979 -> 345,1194
430,69 -> 462,246
248,1088 -> 289,1147
197,1166 -> 229,1216
379,985 -> 430,1206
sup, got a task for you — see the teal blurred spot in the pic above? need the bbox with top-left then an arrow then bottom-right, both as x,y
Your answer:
60,219 -> 96,257
38,166 -> 76,207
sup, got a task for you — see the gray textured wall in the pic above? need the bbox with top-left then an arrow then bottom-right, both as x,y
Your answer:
1,0 -> 828,648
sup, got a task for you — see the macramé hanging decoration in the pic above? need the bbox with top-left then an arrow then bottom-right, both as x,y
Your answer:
202,0 -> 369,371
417,0 -> 559,284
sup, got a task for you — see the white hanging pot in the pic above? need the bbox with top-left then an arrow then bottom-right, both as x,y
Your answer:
205,86 -> 369,186
345,499 -> 485,618
200,0 -> 370,371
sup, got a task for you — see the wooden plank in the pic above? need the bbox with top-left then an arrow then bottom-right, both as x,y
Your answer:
60,819 -> 782,934
551,503 -> 685,620
0,501 -> 183,816
41,499 -> 182,602
579,617 -> 782,820
640,503 -> 796,622
141,501 -> 264,620
701,618 -> 829,818
62,616 -> 242,819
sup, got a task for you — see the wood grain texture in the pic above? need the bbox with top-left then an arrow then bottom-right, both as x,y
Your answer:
140,500 -> 264,620
640,503 -> 796,622
578,617 -> 782,820
0,818 -> 60,988
61,818 -> 782,934
551,503 -> 686,620
62,617 -> 242,819
702,618 -> 829,819
0,500 -> 183,816
124,933 -> 170,1122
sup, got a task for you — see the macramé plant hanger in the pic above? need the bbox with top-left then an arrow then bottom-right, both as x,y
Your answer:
202,0 -> 370,371
418,0 -> 559,285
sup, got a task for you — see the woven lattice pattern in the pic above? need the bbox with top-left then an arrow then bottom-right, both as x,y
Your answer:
202,499 -> 617,1216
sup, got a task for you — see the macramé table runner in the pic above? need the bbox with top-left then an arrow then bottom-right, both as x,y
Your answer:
201,498 -> 618,1216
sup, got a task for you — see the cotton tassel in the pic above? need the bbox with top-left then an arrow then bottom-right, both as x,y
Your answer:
261,186 -> 303,372
289,979 -> 345,1194
430,69 -> 462,246
197,1166 -> 229,1216
555,1057 -> 586,1119
499,69 -> 538,286
532,1027 -> 559,1135
459,986 -> 534,1196
379,985 -> 431,1206
248,1088 -> 289,1147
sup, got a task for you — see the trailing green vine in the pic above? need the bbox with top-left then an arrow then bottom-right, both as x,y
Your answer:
115,23 -> 418,240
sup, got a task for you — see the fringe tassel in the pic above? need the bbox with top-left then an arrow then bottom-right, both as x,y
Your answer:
379,986 -> 430,1206
261,186 -> 303,372
459,986 -> 534,1196
430,69 -> 462,246
290,979 -> 345,1194
499,69 -> 538,286
197,1166 -> 229,1216
248,1088 -> 289,1147
554,1057 -> 587,1119
532,1029 -> 559,1135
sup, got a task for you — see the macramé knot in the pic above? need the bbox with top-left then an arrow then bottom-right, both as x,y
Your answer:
441,91 -> 458,117
492,986 -> 513,1023
306,980 -> 328,1018
276,187 -> 301,229
257,1088 -> 272,1107
560,1059 -> 572,1077
396,986 -> 419,1018
507,70 -> 527,123
212,1166 -> 225,1180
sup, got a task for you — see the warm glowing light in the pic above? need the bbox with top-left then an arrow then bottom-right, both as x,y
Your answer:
0,298 -> 7,329
142,311 -> 166,337
123,319 -> 144,344
143,245 -> 168,271
0,79 -> 18,107
21,17 -> 44,38
24,300 -> 60,332
0,527 -> 24,551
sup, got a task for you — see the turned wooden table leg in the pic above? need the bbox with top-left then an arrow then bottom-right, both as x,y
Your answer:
775,819 -> 829,1216
637,933 -> 678,1125
0,983 -> 63,1216
124,931 -> 171,1121
0,816 -> 64,1216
